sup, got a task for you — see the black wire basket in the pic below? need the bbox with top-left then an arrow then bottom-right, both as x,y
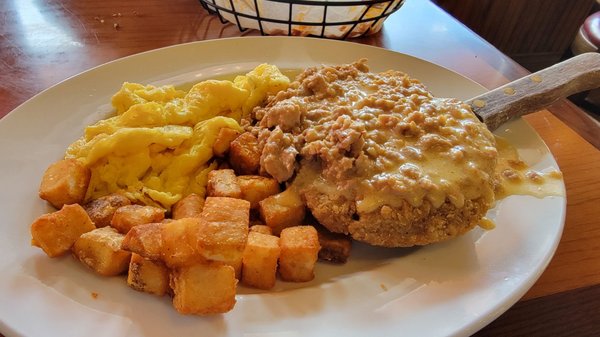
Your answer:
198,0 -> 405,39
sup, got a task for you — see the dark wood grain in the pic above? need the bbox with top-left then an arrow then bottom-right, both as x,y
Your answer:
434,0 -> 596,71
0,0 -> 259,119
546,99 -> 600,150
521,111 -> 600,300
475,284 -> 600,337
1,1 -> 599,336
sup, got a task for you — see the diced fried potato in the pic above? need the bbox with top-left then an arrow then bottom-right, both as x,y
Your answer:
161,217 -> 205,268
249,224 -> 272,235
315,224 -> 352,264
237,175 -> 280,209
228,132 -> 260,175
242,232 -> 280,289
207,169 -> 242,198
83,193 -> 131,227
122,218 -> 204,268
72,227 -> 131,276
197,197 -> 250,278
170,262 -> 237,315
111,205 -> 165,234
217,160 -> 231,170
249,219 -> 266,227
279,226 -> 320,282
38,159 -> 91,209
172,193 -> 203,220
258,188 -> 305,236
121,222 -> 164,260
127,253 -> 170,296
212,128 -> 241,157
31,204 -> 95,257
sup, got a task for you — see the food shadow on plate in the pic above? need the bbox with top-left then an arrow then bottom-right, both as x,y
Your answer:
234,229 -> 484,323
22,253 -> 153,309
239,227 -> 484,295
21,253 -> 235,336
20,223 -> 484,328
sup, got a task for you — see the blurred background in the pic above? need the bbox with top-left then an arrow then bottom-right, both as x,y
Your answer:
433,0 -> 600,121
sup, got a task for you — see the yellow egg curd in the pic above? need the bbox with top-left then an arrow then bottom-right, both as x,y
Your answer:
65,64 -> 290,210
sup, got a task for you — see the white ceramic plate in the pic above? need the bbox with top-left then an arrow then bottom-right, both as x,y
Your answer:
0,37 -> 565,337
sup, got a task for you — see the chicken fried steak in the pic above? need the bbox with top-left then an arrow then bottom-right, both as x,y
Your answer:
246,59 -> 497,247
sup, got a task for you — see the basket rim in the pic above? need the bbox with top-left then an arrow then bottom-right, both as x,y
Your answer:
199,0 -> 397,6
198,0 -> 405,39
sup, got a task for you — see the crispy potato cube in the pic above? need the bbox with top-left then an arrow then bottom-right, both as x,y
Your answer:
121,222 -> 164,260
242,232 -> 280,289
72,227 -> 131,276
249,224 -> 272,235
237,175 -> 280,209
207,169 -> 242,198
122,219 -> 204,268
127,253 -> 170,296
161,218 -> 205,268
217,160 -> 231,170
83,193 -> 131,227
258,188 -> 305,236
170,262 -> 237,315
30,204 -> 95,257
279,226 -> 320,282
198,197 -> 250,278
316,225 -> 352,264
172,193 -> 203,220
228,132 -> 260,175
249,219 -> 266,227
38,159 -> 90,209
111,205 -> 165,234
213,128 -> 240,157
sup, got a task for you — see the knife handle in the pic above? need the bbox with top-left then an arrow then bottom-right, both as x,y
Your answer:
466,52 -> 600,131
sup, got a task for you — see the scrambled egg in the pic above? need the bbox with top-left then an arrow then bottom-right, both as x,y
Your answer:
65,64 -> 290,210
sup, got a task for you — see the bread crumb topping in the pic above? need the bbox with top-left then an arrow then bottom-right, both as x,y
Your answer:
250,59 -> 498,213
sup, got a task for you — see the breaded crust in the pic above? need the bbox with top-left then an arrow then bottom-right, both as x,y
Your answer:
303,189 -> 489,247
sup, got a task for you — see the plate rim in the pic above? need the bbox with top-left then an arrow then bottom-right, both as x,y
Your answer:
0,36 -> 566,337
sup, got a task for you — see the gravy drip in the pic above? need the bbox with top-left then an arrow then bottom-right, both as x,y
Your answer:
494,136 -> 564,199
250,59 -> 498,213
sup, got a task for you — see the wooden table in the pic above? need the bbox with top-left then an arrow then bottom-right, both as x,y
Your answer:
1,0 -> 599,335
